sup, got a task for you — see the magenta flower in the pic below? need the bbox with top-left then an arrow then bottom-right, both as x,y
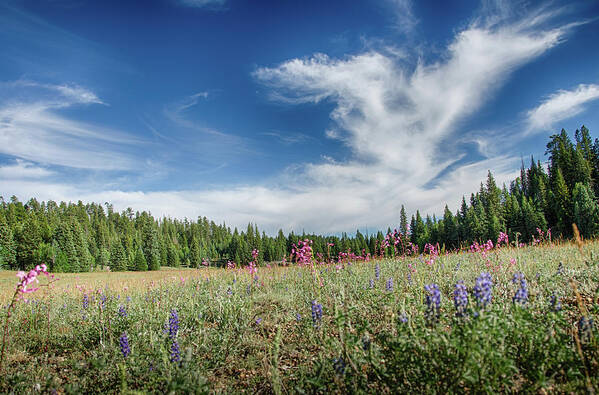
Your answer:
16,264 -> 51,294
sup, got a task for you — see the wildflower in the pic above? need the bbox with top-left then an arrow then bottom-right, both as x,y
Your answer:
255,317 -> 262,325
82,294 -> 89,309
119,332 -> 131,358
118,305 -> 127,318
578,316 -> 594,344
170,340 -> 181,363
295,313 -> 301,322
473,272 -> 493,309
497,231 -> 509,246
168,309 -> 179,339
557,261 -> 564,276
424,283 -> 441,321
453,281 -> 468,317
398,313 -> 408,323
385,277 -> 394,292
512,273 -> 528,306
332,356 -> 346,376
362,335 -> 371,351
15,264 -> 51,294
375,263 -> 380,280
369,279 -> 374,289
311,300 -> 323,327
291,239 -> 313,265
549,293 -> 561,312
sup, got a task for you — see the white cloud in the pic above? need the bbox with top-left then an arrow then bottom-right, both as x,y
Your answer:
177,0 -> 226,9
0,159 -> 54,179
526,83 -> 599,132
390,0 -> 418,34
1,5 -> 581,234
0,81 -> 142,170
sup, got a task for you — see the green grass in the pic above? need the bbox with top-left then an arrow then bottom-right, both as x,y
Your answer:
0,241 -> 598,394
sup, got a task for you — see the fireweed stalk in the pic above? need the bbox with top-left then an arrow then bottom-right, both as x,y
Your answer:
0,264 -> 56,375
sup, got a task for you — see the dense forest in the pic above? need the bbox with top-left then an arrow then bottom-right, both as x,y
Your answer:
1,126 -> 598,272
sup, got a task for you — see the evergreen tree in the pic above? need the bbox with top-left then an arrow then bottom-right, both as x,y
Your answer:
143,223 -> 161,271
134,247 -> 148,271
572,182 -> 599,238
399,205 -> 408,236
0,216 -> 16,269
110,240 -> 128,271
15,215 -> 42,270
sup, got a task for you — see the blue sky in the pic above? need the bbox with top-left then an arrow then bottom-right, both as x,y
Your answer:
1,0 -> 599,234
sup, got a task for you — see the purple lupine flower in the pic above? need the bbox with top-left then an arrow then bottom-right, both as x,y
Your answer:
386,277 -> 394,292
255,317 -> 262,325
311,300 -> 323,327
398,313 -> 408,323
424,283 -> 441,321
119,332 -> 131,358
407,272 -> 412,286
549,293 -> 562,312
169,309 -> 179,339
295,313 -> 301,322
118,305 -> 127,318
99,294 -> 107,309
512,273 -> 528,305
578,317 -> 594,344
369,279 -> 374,289
362,335 -> 371,351
473,273 -> 493,309
453,281 -> 468,317
557,261 -> 564,276
332,356 -> 346,375
170,340 -> 181,363
375,263 -> 380,281
82,294 -> 89,309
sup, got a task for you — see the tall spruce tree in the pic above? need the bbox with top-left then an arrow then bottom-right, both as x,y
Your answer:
572,182 -> 599,238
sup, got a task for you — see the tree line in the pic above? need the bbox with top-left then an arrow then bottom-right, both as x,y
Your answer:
0,126 -> 598,272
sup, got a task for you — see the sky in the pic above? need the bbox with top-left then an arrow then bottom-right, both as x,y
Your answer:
1,0 -> 599,235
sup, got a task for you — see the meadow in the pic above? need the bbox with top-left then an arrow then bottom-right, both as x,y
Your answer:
0,240 -> 597,394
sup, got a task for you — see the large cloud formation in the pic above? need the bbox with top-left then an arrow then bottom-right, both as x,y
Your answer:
0,4 -> 584,234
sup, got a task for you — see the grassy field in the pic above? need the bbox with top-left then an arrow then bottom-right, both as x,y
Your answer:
0,241 -> 598,394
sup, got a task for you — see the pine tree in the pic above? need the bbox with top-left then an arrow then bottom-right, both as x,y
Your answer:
143,224 -> 161,271
134,247 -> 148,271
572,182 -> 599,238
0,216 -> 16,269
110,240 -> 128,271
552,167 -> 571,237
442,205 -> 458,249
166,243 -> 181,267
399,205 -> 408,236
15,215 -> 42,270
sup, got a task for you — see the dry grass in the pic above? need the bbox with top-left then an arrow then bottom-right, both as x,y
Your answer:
0,267 -> 227,303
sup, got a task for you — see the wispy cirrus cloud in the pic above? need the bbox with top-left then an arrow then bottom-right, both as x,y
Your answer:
526,83 -> 599,132
0,80 -> 142,170
176,0 -> 226,9
389,0 -> 418,34
0,159 -> 54,180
